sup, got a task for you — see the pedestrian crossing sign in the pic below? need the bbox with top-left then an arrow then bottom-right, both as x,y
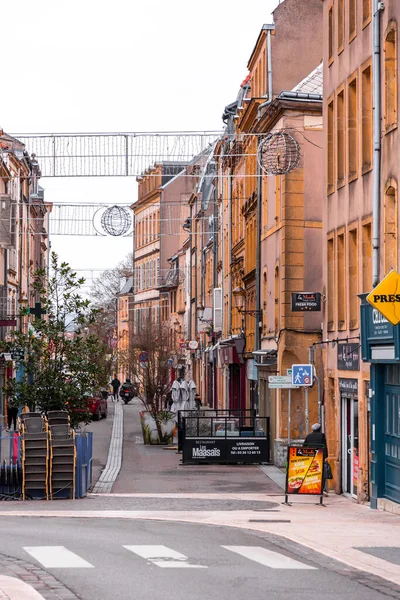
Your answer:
291,364 -> 313,387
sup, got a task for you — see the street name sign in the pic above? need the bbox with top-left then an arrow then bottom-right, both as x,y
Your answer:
268,375 -> 299,389
291,364 -> 313,387
366,270 -> 400,325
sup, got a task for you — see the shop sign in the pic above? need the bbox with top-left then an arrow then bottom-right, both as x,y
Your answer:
338,378 -> 358,394
0,319 -> 17,327
337,343 -> 360,371
182,437 -> 269,464
366,270 -> 400,325
370,309 -> 392,339
353,449 -> 359,487
180,342 -> 188,349
291,292 -> 321,312
285,446 -> 324,496
188,340 -> 198,350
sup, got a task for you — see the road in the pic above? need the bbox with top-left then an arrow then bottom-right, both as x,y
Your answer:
1,399 -> 400,599
0,516 -> 395,600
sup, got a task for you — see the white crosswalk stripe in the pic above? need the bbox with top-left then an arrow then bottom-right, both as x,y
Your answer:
23,546 -> 94,569
222,546 -> 317,570
21,544 -> 317,571
123,545 -> 208,569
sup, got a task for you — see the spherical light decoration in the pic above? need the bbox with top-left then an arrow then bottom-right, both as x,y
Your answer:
257,131 -> 301,176
100,205 -> 131,236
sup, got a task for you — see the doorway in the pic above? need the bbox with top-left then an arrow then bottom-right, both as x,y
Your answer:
341,393 -> 359,497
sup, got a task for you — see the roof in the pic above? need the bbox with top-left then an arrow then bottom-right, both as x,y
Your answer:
292,63 -> 323,95
119,275 -> 134,295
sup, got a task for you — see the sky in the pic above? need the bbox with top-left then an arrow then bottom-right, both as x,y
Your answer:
1,0 -> 277,287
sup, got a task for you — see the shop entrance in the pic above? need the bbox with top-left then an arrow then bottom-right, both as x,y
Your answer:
384,366 -> 400,503
340,379 -> 359,497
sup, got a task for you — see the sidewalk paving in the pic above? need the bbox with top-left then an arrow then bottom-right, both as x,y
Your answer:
112,398 -> 282,494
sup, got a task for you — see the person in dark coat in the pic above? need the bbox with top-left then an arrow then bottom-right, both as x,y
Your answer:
111,375 -> 121,402
303,423 -> 328,459
6,404 -> 19,432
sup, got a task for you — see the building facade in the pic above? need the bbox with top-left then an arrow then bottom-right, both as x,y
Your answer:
0,132 -> 50,425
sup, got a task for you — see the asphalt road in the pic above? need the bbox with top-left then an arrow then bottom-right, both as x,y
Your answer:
0,517 -> 396,600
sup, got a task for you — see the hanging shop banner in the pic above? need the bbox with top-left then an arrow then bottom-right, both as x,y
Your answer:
291,292 -> 321,312
285,446 -> 324,496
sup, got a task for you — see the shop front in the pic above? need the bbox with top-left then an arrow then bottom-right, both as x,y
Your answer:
360,295 -> 400,508
339,378 -> 359,498
218,339 -> 246,411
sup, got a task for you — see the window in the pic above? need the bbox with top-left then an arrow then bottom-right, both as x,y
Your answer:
349,0 -> 357,42
338,0 -> 344,52
363,0 -> 371,27
384,184 -> 398,274
329,5 -> 334,64
348,75 -> 358,180
348,228 -> 359,329
262,175 -> 268,231
275,175 -> 281,222
274,265 -> 280,335
262,270 -> 267,333
327,97 -> 335,193
337,88 -> 345,185
384,25 -> 398,132
361,62 -> 373,173
362,221 -> 372,292
327,236 -> 335,330
337,232 -> 346,329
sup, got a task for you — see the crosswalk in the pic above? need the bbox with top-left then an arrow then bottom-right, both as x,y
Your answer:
22,544 -> 316,571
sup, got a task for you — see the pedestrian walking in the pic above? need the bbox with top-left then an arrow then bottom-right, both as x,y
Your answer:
303,422 -> 328,458
303,422 -> 330,494
6,404 -> 19,432
111,374 -> 121,402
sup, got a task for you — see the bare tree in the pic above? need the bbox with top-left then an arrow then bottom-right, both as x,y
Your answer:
126,320 -> 176,414
90,253 -> 133,310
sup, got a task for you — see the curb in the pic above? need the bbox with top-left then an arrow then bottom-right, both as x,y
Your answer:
0,575 -> 45,600
92,401 -> 123,493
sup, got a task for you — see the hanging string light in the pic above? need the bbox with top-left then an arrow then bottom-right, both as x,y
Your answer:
257,131 -> 301,176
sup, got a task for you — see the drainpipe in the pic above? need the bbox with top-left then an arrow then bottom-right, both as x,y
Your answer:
372,0 -> 384,287
257,24 -> 275,120
228,166 -> 233,335
254,149 -> 262,415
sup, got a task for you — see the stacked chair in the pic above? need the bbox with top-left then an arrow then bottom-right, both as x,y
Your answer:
20,413 -> 50,500
19,410 -> 76,500
48,411 -> 76,500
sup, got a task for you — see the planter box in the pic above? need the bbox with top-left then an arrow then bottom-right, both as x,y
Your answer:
140,411 -> 175,445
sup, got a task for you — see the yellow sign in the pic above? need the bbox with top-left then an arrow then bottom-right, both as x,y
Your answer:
367,270 -> 400,325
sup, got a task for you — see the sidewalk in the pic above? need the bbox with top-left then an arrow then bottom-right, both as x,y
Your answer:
112,398 -> 282,495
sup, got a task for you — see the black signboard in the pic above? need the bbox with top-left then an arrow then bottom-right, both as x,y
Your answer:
339,378 -> 358,394
291,292 -> 321,312
337,343 -> 360,371
182,437 -> 269,464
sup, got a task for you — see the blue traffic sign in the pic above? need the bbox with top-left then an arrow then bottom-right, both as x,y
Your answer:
291,364 -> 313,387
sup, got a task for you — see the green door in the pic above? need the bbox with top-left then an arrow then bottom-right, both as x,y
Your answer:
384,366 -> 400,503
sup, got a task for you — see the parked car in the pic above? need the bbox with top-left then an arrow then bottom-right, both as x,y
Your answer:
87,391 -> 108,421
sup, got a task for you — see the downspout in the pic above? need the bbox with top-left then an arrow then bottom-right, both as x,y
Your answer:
257,25 -> 275,120
188,202 -> 193,343
228,167 -> 233,335
372,0 -> 384,287
254,147 -> 262,414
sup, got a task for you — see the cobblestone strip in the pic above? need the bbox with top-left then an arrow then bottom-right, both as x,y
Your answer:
92,401 -> 123,493
0,554 -> 79,600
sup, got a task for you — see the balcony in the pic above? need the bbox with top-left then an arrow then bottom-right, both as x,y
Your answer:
157,268 -> 184,290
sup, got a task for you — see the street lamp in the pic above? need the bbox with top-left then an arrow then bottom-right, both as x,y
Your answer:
196,303 -> 213,325
232,286 -> 245,311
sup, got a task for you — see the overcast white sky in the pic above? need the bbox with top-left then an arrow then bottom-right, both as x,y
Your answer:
2,0 -> 277,287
